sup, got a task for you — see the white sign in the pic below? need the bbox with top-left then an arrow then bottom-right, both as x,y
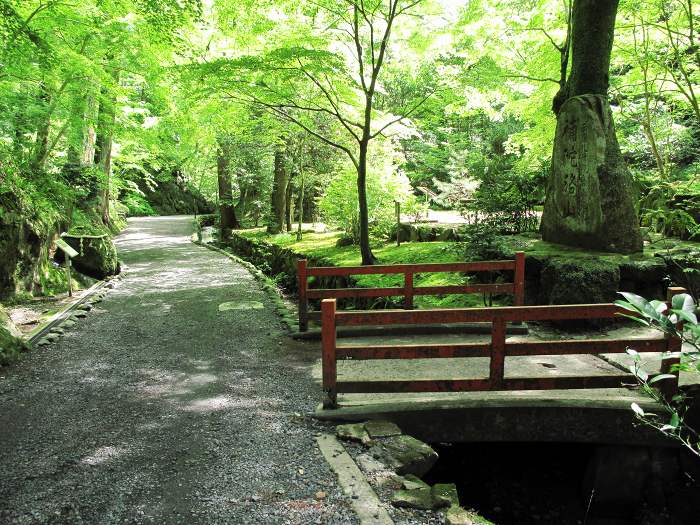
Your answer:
56,238 -> 79,258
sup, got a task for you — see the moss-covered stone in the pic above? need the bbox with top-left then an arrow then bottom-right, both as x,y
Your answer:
432,483 -> 460,508
391,487 -> 435,510
369,434 -> 438,477
57,235 -> 120,280
540,257 -> 620,305
0,306 -> 29,365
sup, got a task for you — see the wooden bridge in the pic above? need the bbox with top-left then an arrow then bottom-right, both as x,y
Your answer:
301,258 -> 689,446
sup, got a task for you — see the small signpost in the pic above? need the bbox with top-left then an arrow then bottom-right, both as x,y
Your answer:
56,238 -> 78,297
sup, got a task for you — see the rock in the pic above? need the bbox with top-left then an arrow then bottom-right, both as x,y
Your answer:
438,227 -> 459,242
314,491 -> 326,500
432,483 -> 459,508
391,487 -> 435,510
335,235 -> 355,247
445,505 -> 476,525
401,474 -> 429,490
369,434 -> 438,477
72,311 -> 87,319
336,423 -> 371,444
78,303 -> 92,311
394,223 -> 412,243
50,328 -> 65,335
0,306 -> 29,364
55,235 -> 120,280
45,333 -> 59,342
364,420 -> 401,439
540,257 -> 619,305
356,453 -> 388,474
540,95 -> 642,253
61,320 -> 76,328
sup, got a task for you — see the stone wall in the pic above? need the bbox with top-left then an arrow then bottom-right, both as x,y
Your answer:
139,178 -> 214,216
223,233 -> 388,311
224,231 -> 698,311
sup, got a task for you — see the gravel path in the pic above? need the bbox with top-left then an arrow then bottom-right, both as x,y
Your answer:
0,216 -> 357,525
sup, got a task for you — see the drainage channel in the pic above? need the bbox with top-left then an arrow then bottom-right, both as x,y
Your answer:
422,441 -> 700,525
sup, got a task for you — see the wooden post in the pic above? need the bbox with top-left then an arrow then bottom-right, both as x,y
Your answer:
298,259 -> 309,332
66,257 -> 73,298
489,318 -> 506,389
321,299 -> 338,408
660,287 -> 686,400
404,271 -> 414,310
514,251 -> 525,307
395,200 -> 401,247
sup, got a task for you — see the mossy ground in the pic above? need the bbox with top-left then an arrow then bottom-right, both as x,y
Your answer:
237,228 -> 505,308
236,227 -> 700,307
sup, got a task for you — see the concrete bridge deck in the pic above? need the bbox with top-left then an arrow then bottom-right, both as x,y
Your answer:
312,325 -> 699,446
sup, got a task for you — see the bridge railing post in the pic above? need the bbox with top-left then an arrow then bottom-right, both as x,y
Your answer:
660,286 -> 686,400
404,271 -> 414,310
321,299 -> 338,408
298,259 -> 309,332
514,251 -> 525,308
489,317 -> 506,389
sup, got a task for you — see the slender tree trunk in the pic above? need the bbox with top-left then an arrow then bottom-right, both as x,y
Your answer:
285,178 -> 294,232
297,166 -> 305,241
357,141 -> 376,265
217,140 -> 239,233
541,0 -> 642,253
267,148 -> 288,234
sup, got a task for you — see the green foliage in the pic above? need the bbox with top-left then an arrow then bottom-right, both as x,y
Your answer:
460,223 -> 511,262
319,143 -> 425,242
615,291 -> 700,456
122,192 -> 157,217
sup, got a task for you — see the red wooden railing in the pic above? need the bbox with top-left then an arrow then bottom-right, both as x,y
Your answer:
297,252 -> 525,331
319,287 -> 686,409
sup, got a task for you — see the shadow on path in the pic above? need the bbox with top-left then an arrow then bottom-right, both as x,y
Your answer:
0,216 -> 355,525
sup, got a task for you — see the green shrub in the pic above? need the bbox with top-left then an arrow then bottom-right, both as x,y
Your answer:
122,192 -> 157,217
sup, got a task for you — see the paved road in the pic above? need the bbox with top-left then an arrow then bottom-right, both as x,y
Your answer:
0,216 -> 355,525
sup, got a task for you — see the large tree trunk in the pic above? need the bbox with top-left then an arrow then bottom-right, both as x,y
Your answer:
267,148 -> 288,234
30,81 -> 51,170
357,141 -> 376,265
541,0 -> 642,253
217,140 -> 239,233
81,88 -> 98,166
95,69 -> 119,226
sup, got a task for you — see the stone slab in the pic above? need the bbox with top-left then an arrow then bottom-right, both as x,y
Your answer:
316,434 -> 394,525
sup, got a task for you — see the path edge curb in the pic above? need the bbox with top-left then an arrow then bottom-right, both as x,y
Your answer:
316,433 -> 395,525
26,279 -> 109,346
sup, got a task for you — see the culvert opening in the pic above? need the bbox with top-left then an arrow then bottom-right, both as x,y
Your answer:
422,442 -> 700,525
